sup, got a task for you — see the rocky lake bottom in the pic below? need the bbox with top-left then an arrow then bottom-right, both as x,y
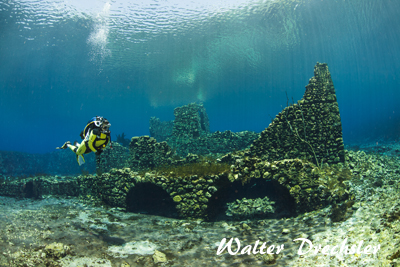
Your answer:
1,145 -> 400,266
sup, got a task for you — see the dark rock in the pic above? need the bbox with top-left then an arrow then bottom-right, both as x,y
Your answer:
167,130 -> 259,157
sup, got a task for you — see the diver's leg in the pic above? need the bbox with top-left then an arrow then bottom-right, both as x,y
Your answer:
56,141 -> 71,149
68,141 -> 87,155
67,141 -> 87,165
67,143 -> 77,153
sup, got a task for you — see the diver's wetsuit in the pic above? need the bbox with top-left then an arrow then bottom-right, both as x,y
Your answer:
57,116 -> 111,165
68,128 -> 110,156
64,128 -> 110,165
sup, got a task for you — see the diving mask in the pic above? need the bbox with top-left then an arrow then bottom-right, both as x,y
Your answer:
94,117 -> 104,127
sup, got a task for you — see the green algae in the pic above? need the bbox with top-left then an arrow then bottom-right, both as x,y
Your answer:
152,156 -> 231,179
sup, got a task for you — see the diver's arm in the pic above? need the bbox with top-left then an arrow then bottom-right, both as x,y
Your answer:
88,130 -> 98,153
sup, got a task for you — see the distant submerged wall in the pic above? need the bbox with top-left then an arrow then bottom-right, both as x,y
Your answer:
251,62 -> 345,166
150,102 -> 258,157
0,150 -> 96,177
172,103 -> 210,138
149,102 -> 210,141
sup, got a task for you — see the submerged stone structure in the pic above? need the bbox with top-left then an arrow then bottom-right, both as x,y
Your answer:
0,156 -> 350,220
172,103 -> 210,138
0,63 -> 352,221
149,103 -> 209,141
128,136 -> 174,170
167,130 -> 259,156
228,156 -> 350,213
251,62 -> 344,166
96,142 -> 130,173
150,102 -> 258,156
0,175 -> 79,199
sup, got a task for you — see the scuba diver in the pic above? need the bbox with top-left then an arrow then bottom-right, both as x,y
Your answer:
56,116 -> 111,165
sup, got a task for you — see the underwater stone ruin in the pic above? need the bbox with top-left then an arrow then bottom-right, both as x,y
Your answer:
128,136 -> 175,170
0,156 -> 351,220
150,102 -> 258,156
251,62 -> 344,166
96,142 -> 130,173
167,130 -> 259,157
0,63 -> 351,221
172,102 -> 210,138
0,175 -> 79,199
149,102 -> 209,142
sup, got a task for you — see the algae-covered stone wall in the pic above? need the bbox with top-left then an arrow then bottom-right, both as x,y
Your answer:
75,168 -> 226,219
153,173 -> 223,219
149,102 -> 258,156
229,157 -> 350,213
96,142 -> 129,174
0,158 -> 352,220
91,155 -> 351,218
75,154 -> 350,220
87,168 -> 136,207
172,103 -> 210,138
128,136 -> 174,170
251,62 -> 344,166
167,130 -> 258,157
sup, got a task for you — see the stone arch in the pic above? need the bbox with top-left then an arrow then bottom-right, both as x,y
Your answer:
125,182 -> 179,218
205,179 -> 295,221
23,180 -> 41,199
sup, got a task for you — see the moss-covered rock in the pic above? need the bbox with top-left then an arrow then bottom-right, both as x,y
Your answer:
173,195 -> 182,202
251,62 -> 345,166
226,196 -> 276,220
96,141 -> 130,174
128,136 -> 174,170
44,242 -> 70,259
172,102 -> 210,138
230,157 -> 351,213
153,250 -> 167,263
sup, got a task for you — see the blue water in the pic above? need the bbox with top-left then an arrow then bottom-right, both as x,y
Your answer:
1,0 -> 399,154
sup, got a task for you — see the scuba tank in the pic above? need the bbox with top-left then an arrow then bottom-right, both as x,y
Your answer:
80,116 -> 103,139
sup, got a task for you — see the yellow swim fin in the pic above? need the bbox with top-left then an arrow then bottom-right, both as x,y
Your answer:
77,155 -> 85,166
